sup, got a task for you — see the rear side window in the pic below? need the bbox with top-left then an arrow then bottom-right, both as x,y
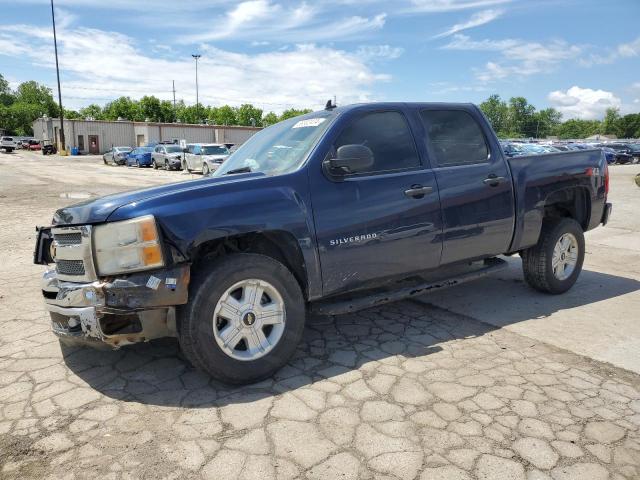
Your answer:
420,110 -> 488,167
335,111 -> 420,174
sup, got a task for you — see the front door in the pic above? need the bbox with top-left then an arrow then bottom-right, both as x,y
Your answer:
311,109 -> 443,296
419,107 -> 515,265
88,135 -> 99,154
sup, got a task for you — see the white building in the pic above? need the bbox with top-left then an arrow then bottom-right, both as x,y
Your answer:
32,118 -> 261,154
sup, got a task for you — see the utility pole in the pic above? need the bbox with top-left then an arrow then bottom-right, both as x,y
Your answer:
191,54 -> 201,123
50,0 -> 65,151
172,80 -> 176,109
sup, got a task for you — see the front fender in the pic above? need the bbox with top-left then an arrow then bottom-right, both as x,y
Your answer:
107,172 -> 323,299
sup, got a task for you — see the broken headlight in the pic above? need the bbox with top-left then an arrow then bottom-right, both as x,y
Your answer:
93,215 -> 164,276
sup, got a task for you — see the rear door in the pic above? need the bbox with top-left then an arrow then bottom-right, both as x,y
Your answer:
310,108 -> 443,296
419,106 -> 515,264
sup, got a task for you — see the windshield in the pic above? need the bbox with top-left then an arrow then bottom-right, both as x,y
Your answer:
115,147 -> 132,152
165,145 -> 182,153
214,111 -> 336,177
139,147 -> 154,153
202,145 -> 229,155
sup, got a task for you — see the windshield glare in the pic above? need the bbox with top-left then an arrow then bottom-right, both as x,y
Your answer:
213,111 -> 336,177
202,145 -> 229,155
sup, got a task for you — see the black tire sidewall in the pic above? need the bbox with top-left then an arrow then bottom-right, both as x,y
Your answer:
182,254 -> 305,384
543,219 -> 585,293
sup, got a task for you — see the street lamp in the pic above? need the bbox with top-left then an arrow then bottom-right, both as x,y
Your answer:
50,0 -> 65,151
192,54 -> 201,123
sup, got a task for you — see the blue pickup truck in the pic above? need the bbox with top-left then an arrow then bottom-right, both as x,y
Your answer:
34,102 -> 611,384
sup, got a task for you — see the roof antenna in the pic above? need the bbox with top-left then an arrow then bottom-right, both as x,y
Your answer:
325,97 -> 337,110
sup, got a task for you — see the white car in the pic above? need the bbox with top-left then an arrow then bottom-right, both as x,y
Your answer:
183,143 -> 230,175
1,136 -> 17,153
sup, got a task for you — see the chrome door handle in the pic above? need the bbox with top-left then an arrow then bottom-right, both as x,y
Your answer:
404,185 -> 433,198
483,175 -> 506,186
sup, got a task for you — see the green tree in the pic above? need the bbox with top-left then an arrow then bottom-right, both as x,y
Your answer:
64,108 -> 81,119
79,104 -> 104,120
533,108 -> 562,138
102,96 -> 142,121
479,94 -> 508,134
139,95 -> 162,122
616,113 -> 640,139
602,107 -> 621,136
0,74 -> 14,107
236,103 -> 263,126
159,100 -> 176,123
555,119 -> 601,139
212,105 -> 237,125
262,111 -> 279,126
507,96 -> 536,137
279,108 -> 312,121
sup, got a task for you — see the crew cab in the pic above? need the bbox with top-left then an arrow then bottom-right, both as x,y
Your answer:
34,102 -> 611,384
1,136 -> 17,152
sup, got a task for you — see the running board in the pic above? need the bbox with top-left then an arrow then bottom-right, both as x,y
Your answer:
311,257 -> 508,316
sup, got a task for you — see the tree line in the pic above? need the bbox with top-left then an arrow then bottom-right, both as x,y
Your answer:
479,94 -> 640,139
1,73 -> 639,139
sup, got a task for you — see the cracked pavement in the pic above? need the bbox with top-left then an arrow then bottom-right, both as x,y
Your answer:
1,152 -> 639,479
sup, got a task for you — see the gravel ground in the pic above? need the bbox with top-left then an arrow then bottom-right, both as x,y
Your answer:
1,150 -> 639,479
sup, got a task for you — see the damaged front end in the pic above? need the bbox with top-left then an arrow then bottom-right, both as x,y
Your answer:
42,265 -> 189,348
36,223 -> 190,348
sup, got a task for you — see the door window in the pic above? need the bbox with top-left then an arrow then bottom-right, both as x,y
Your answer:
334,111 -> 420,174
420,110 -> 489,167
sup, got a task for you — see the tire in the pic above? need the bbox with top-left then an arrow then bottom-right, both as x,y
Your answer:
152,159 -> 158,169
202,163 -> 209,175
521,217 -> 585,294
165,160 -> 169,170
178,254 -> 305,384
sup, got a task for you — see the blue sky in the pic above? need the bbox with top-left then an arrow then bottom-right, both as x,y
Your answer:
0,0 -> 639,119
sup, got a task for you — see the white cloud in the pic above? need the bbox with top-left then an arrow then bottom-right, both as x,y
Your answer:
432,8 -> 503,39
443,34 -> 582,82
548,86 -> 621,120
407,0 -> 511,12
356,44 -> 404,61
0,23 -> 390,112
581,36 -> 640,66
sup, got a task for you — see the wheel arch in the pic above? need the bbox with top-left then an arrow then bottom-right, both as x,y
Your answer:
190,230 -> 310,301
542,186 -> 591,231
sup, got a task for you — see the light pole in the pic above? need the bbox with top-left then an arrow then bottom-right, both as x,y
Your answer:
191,54 -> 201,123
51,0 -> 65,151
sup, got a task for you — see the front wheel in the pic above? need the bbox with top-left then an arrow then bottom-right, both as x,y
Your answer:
178,254 -> 305,384
202,163 -> 210,175
521,217 -> 585,294
152,159 -> 158,169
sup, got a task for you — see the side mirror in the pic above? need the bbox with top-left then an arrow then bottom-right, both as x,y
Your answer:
326,144 -> 374,175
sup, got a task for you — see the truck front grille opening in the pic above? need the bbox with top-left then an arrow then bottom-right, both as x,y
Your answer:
53,232 -> 83,246
56,259 -> 86,276
99,314 -> 142,336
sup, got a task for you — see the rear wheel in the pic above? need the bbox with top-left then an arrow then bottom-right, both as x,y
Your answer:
178,254 -> 305,384
521,217 -> 585,294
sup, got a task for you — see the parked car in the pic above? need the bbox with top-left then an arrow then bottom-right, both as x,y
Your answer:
152,144 -> 183,170
103,146 -> 133,165
19,138 -> 34,149
596,143 -> 633,164
28,140 -> 42,151
183,143 -> 230,174
126,146 -> 154,167
500,141 -> 525,157
34,102 -> 611,384
1,136 -> 17,152
600,147 -> 617,164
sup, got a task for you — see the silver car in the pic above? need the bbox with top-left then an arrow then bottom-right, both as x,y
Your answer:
183,143 -> 230,174
103,146 -> 133,165
152,144 -> 183,170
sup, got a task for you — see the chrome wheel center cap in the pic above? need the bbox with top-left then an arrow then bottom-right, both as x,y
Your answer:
242,311 -> 256,327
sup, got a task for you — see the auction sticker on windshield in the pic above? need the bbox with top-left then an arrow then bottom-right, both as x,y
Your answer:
292,118 -> 326,129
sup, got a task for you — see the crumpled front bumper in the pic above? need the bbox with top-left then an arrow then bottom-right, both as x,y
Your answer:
42,265 -> 190,348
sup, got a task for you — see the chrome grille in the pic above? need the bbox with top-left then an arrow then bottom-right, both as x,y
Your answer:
53,232 -> 82,246
56,259 -> 86,276
51,225 -> 97,282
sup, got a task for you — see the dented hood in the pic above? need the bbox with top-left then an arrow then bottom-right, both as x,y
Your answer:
52,173 -> 263,225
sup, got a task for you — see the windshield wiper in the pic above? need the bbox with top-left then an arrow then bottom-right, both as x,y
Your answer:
225,166 -> 253,175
